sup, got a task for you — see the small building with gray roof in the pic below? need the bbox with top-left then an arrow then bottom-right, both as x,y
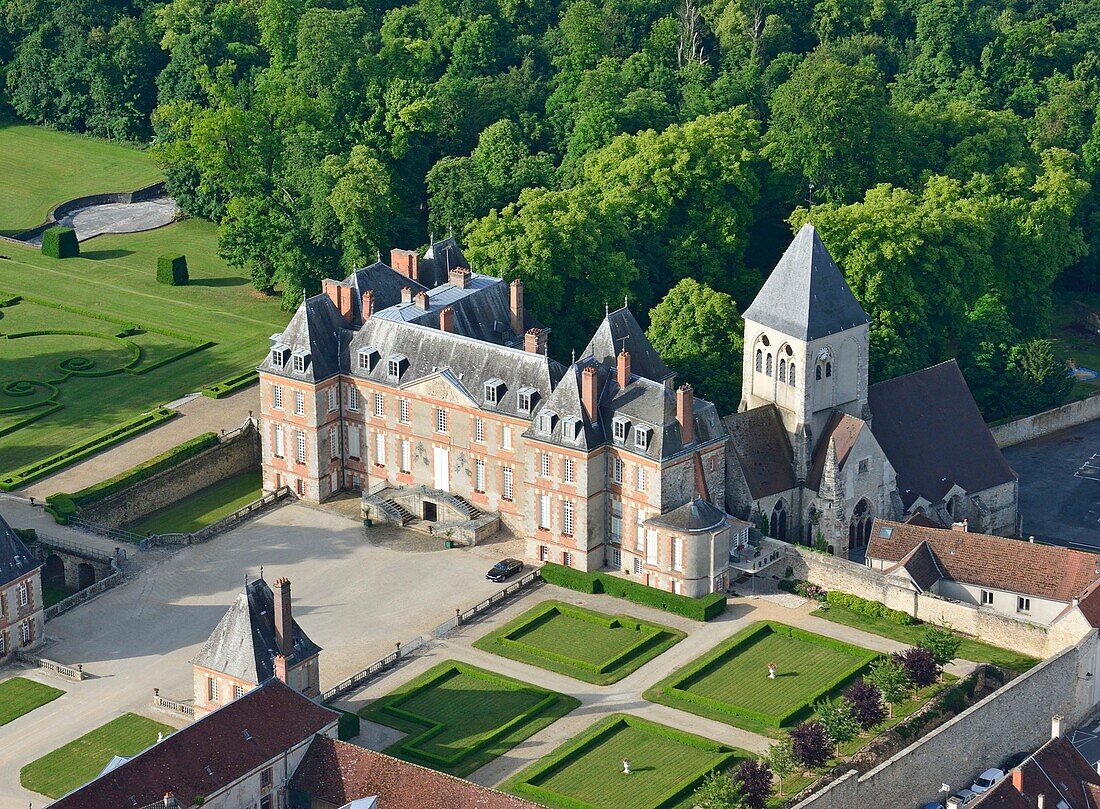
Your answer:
0,511 -> 43,664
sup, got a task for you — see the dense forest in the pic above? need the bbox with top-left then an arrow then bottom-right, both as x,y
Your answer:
1,0 -> 1096,416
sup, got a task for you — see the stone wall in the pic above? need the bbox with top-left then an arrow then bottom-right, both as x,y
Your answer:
990,394 -> 1100,447
794,632 -> 1099,809
81,423 -> 261,528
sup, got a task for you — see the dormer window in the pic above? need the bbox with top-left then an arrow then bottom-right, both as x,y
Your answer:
484,378 -> 505,405
387,354 -> 407,379
517,386 -> 538,415
270,344 -> 290,367
563,417 -> 582,443
358,347 -> 379,372
634,425 -> 652,451
612,417 -> 629,443
539,410 -> 557,433
291,350 -> 309,373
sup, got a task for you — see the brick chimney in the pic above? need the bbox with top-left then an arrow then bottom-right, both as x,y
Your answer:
439,306 -> 454,332
273,577 -> 293,658
273,653 -> 288,684
322,279 -> 353,323
617,350 -> 631,388
677,385 -> 694,446
1012,768 -> 1024,792
581,366 -> 599,423
524,328 -> 548,355
509,279 -> 524,335
1052,714 -> 1064,739
415,290 -> 430,311
401,286 -> 414,304
391,248 -> 419,282
449,267 -> 471,289
360,290 -> 375,322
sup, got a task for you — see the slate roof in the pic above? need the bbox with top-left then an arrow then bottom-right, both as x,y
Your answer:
583,307 -> 674,382
525,359 -> 609,451
742,223 -> 870,341
972,736 -> 1100,809
346,259 -> 428,314
868,360 -> 1017,508
261,294 -> 349,383
646,499 -> 728,532
806,411 -> 866,491
289,735 -> 542,809
723,405 -> 797,499
418,236 -> 469,288
867,519 -> 1100,604
890,541 -> 943,592
0,512 -> 41,588
193,578 -> 321,684
49,679 -> 338,809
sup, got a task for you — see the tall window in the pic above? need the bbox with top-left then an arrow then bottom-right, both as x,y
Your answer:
436,408 -> 448,433
273,384 -> 284,409
502,426 -> 512,450
611,500 -> 623,545
374,432 -> 385,465
19,621 -> 30,646
613,419 -> 627,442
373,393 -> 384,417
765,353 -> 773,377
778,358 -> 786,383
348,387 -> 360,412
755,349 -> 762,373
636,467 -> 647,493
502,466 -> 514,500
327,388 -> 337,412
562,551 -> 573,568
563,500 -> 575,536
613,457 -> 624,484
816,365 -> 822,381
399,398 -> 410,424
296,431 -> 306,463
475,417 -> 485,443
826,362 -> 832,377
273,425 -> 284,458
540,453 -> 550,477
294,390 -> 304,415
400,439 -> 411,472
563,458 -> 575,483
17,582 -> 28,608
348,426 -> 360,459
671,536 -> 683,572
208,677 -> 219,702
293,354 -> 305,372
475,459 -> 486,492
329,426 -> 338,459
788,363 -> 796,385
538,495 -> 551,530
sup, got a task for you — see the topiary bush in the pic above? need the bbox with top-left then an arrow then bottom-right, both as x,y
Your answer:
41,227 -> 79,259
156,253 -> 189,285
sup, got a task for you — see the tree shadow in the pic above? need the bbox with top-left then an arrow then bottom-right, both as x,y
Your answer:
189,277 -> 248,287
83,249 -> 134,260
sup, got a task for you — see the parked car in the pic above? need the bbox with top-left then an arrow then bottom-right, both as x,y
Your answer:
970,768 -> 1006,793
918,802 -> 945,809
946,788 -> 978,808
487,558 -> 523,582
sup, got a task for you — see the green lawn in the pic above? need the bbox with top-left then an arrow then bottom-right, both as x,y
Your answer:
0,122 -> 162,233
644,622 -> 879,736
502,714 -> 744,809
20,712 -> 173,798
813,604 -> 1039,673
0,678 -> 65,727
360,661 -> 580,777
473,600 -> 686,685
42,584 -> 74,608
125,471 -> 263,535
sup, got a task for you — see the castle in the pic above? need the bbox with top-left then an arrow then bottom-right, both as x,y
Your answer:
257,225 -> 1017,594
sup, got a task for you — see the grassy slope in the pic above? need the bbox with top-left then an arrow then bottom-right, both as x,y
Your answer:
0,678 -> 65,727
0,123 -> 161,233
20,713 -> 173,798
125,471 -> 263,535
814,604 -> 1039,673
473,600 -> 686,685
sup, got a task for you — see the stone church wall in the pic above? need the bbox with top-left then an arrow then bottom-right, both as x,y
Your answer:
989,393 -> 1100,447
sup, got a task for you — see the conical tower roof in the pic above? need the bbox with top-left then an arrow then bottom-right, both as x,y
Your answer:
743,223 -> 869,341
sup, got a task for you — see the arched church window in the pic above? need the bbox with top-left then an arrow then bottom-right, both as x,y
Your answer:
778,358 -> 786,383
788,363 -> 796,385
756,349 -> 762,373
849,499 -> 874,556
825,362 -> 832,378
771,499 -> 789,542
766,353 -> 773,377
815,365 -> 822,381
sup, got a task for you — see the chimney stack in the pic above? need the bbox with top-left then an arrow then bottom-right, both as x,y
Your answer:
391,248 -> 419,282
401,286 -> 413,304
273,577 -> 293,658
449,267 -> 471,289
1012,768 -> 1024,792
617,350 -> 631,388
524,328 -> 548,355
360,290 -> 375,322
581,366 -> 599,423
1052,714 -> 1065,739
439,306 -> 455,333
273,653 -> 288,684
322,279 -> 353,323
509,279 -> 524,335
1038,795 -> 1046,809
951,519 -> 969,532
415,290 -> 430,311
677,385 -> 694,446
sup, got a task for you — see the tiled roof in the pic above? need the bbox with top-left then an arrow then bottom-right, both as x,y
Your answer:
972,736 -> 1100,808
868,360 -> 1017,508
806,411 -> 866,491
889,541 -> 943,592
723,405 -> 797,499
288,735 -> 542,809
49,680 -> 338,809
867,519 -> 1100,604
742,222 -> 870,341
0,512 -> 41,588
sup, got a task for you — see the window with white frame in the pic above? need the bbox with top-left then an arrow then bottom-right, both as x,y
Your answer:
612,457 -> 624,484
563,458 -> 575,483
358,350 -> 372,370
539,411 -> 556,433
327,388 -> 337,412
518,389 -> 535,414
540,453 -> 550,477
633,557 -> 643,574
274,425 -> 285,458
387,357 -> 404,378
296,431 -> 307,463
17,582 -> 28,608
611,500 -> 622,545
502,466 -> 514,500
293,354 -> 305,373
636,466 -> 647,492
0,633 -> 5,656
234,684 -> 246,700
610,547 -> 621,568
208,677 -> 219,702
475,417 -> 485,443
538,495 -> 551,530
671,536 -> 683,572
563,500 -> 575,536
273,384 -> 283,409
475,459 -> 486,492
399,398 -> 410,423
539,545 -> 549,561
634,426 -> 650,451
981,589 -> 994,606
1017,596 -> 1031,613
329,426 -> 338,459
296,478 -> 305,496
562,551 -> 573,567
563,417 -> 582,442
374,393 -> 384,417
19,621 -> 29,646
374,432 -> 385,465
436,408 -> 447,433
348,387 -> 360,411
671,579 -> 681,595
348,426 -> 361,459
502,426 -> 512,450
635,522 -> 645,551
484,382 -> 499,404
294,390 -> 304,415
646,531 -> 658,565
613,418 -> 628,443
400,439 -> 411,472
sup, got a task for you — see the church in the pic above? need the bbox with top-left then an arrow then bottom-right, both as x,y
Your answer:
723,223 -> 1019,560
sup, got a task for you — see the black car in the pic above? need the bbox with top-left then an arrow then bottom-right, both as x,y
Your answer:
487,558 -> 523,582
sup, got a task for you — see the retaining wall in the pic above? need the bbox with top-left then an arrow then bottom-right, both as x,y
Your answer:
80,422 -> 261,528
8,182 -> 167,243
990,394 -> 1100,447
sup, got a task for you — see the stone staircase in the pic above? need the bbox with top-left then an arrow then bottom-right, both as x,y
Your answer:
384,498 -> 415,525
448,494 -> 482,520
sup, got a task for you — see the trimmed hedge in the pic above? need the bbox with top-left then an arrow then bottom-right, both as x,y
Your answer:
337,711 -> 360,741
825,590 -> 916,625
41,227 -> 78,259
538,563 -> 726,621
201,369 -> 258,399
156,254 -> 188,285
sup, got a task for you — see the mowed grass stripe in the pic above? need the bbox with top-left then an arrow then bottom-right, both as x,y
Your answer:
0,678 -> 65,727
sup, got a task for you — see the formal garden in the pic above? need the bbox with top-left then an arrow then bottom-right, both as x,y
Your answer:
503,714 -> 746,809
0,678 -> 65,728
19,712 -> 174,798
359,661 -> 580,777
473,600 -> 685,685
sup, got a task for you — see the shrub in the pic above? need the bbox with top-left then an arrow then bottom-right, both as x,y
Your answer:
794,581 -> 826,600
201,369 -> 258,398
337,710 -> 360,741
692,771 -> 741,809
13,528 -> 37,543
157,253 -> 189,285
537,563 -> 727,620
815,697 -> 860,755
825,590 -> 916,625
790,721 -> 830,768
894,647 -> 939,688
919,625 -> 962,668
767,738 -> 797,797
867,658 -> 910,716
41,227 -> 79,259
844,678 -> 885,729
735,759 -> 774,809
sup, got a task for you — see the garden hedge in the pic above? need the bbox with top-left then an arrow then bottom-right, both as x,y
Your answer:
337,711 -> 360,741
538,563 -> 726,620
41,227 -> 78,259
201,369 -> 258,399
156,253 -> 188,285
825,590 -> 916,625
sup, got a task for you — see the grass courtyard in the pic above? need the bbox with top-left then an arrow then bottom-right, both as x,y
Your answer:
503,714 -> 744,809
20,712 -> 174,798
644,622 -> 879,735
473,600 -> 686,685
124,471 -> 263,535
0,678 -> 65,728
360,661 -> 580,777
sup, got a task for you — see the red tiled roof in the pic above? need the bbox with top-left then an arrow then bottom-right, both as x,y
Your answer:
867,520 -> 1100,604
289,735 -> 543,809
50,679 -> 338,809
807,411 -> 865,491
723,405 -> 797,499
974,736 -> 1100,809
